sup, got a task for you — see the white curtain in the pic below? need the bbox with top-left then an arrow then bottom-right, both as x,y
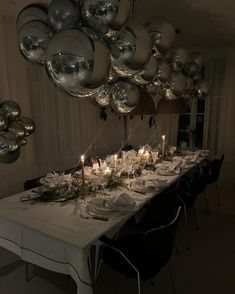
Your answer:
204,52 -> 235,188
0,16 -> 37,197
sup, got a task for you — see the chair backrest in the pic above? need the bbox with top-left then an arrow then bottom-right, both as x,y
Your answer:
142,206 -> 181,265
24,177 -> 43,191
207,155 -> 224,183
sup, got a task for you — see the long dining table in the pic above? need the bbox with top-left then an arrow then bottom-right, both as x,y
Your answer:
0,154 -> 207,294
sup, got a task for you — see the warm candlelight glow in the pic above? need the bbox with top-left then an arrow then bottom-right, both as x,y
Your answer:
138,147 -> 144,156
162,135 -> 166,141
114,154 -> 117,170
104,166 -> 112,176
81,155 -> 85,163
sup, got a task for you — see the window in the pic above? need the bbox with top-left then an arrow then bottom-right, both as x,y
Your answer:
177,97 -> 205,149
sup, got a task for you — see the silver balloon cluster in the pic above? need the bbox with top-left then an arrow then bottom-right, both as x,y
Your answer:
17,1 -> 210,115
0,100 -> 35,164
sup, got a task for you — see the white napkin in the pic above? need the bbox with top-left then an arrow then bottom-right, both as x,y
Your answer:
39,172 -> 72,190
106,193 -> 135,211
169,159 -> 182,172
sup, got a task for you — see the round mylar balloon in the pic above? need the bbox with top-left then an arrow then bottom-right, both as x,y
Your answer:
1,100 -> 21,121
147,21 -> 176,56
0,132 -> 20,152
164,88 -> 177,100
155,60 -> 171,83
145,83 -> 158,97
110,21 -> 152,76
18,20 -> 52,64
20,137 -> 27,146
169,47 -> 188,71
0,109 -> 8,131
8,121 -> 25,139
132,54 -> 158,85
189,51 -> 205,67
184,61 -> 199,78
93,84 -> 110,106
17,117 -> 35,136
46,28 -> 110,94
0,147 -> 20,164
195,79 -> 210,98
48,0 -> 80,32
168,72 -> 187,96
82,0 -> 131,37
109,80 -> 140,113
16,4 -> 48,33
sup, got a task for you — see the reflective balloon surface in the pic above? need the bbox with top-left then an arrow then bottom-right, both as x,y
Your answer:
184,61 -> 199,77
8,121 -> 25,139
20,137 -> 27,146
168,72 -> 187,96
0,109 -> 8,131
48,0 -> 80,31
195,79 -> 210,98
155,60 -> 171,82
82,0 -> 131,37
110,21 -> 152,76
1,100 -> 21,121
132,54 -> 158,85
0,148 -> 20,164
145,83 -> 158,97
93,84 -> 110,106
0,132 -> 20,152
189,51 -> 205,67
18,20 -> 52,64
164,88 -> 177,100
46,28 -> 110,94
16,5 -> 48,32
147,21 -> 176,55
170,47 -> 188,70
109,80 -> 140,113
18,117 -> 35,136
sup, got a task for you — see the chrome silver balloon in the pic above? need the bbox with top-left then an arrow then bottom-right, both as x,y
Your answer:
18,20 -> 52,64
20,137 -> 27,146
155,60 -> 172,83
0,147 -> 20,164
132,54 -> 158,85
46,28 -> 110,95
8,121 -> 25,139
1,100 -> 21,121
109,80 -> 140,113
168,72 -> 187,96
147,21 -> 176,56
184,61 -> 199,78
110,21 -> 152,76
18,117 -> 36,136
0,109 -> 8,131
164,88 -> 177,100
195,79 -> 210,98
145,83 -> 159,97
16,5 -> 48,33
170,47 -> 188,70
93,84 -> 110,106
189,51 -> 205,67
48,0 -> 80,32
65,86 -> 101,98
0,132 -> 20,152
82,0 -> 131,37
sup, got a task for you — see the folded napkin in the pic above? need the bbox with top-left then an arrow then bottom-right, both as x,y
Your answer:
39,172 -> 72,190
169,159 -> 182,172
93,193 -> 135,211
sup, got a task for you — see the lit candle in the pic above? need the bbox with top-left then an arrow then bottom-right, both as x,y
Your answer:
138,147 -> 144,157
104,166 -> 112,176
81,155 -> 85,185
162,135 -> 166,157
114,154 -> 117,170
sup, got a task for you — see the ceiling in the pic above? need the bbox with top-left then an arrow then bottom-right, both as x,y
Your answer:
1,0 -> 235,49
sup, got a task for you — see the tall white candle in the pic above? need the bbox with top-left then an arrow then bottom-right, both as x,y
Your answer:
114,154 -> 117,170
81,155 -> 85,185
162,135 -> 166,157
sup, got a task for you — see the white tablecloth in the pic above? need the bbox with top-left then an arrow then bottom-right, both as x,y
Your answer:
0,157 -> 205,293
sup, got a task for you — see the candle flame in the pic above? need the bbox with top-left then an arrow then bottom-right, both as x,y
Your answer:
81,155 -> 85,163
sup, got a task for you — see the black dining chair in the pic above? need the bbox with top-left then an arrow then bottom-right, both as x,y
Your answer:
24,176 -> 43,191
99,206 -> 181,294
204,155 -> 224,210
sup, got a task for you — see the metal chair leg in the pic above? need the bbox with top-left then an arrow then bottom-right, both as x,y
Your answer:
168,262 -> 176,294
215,182 -> 221,206
204,190 -> 210,214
